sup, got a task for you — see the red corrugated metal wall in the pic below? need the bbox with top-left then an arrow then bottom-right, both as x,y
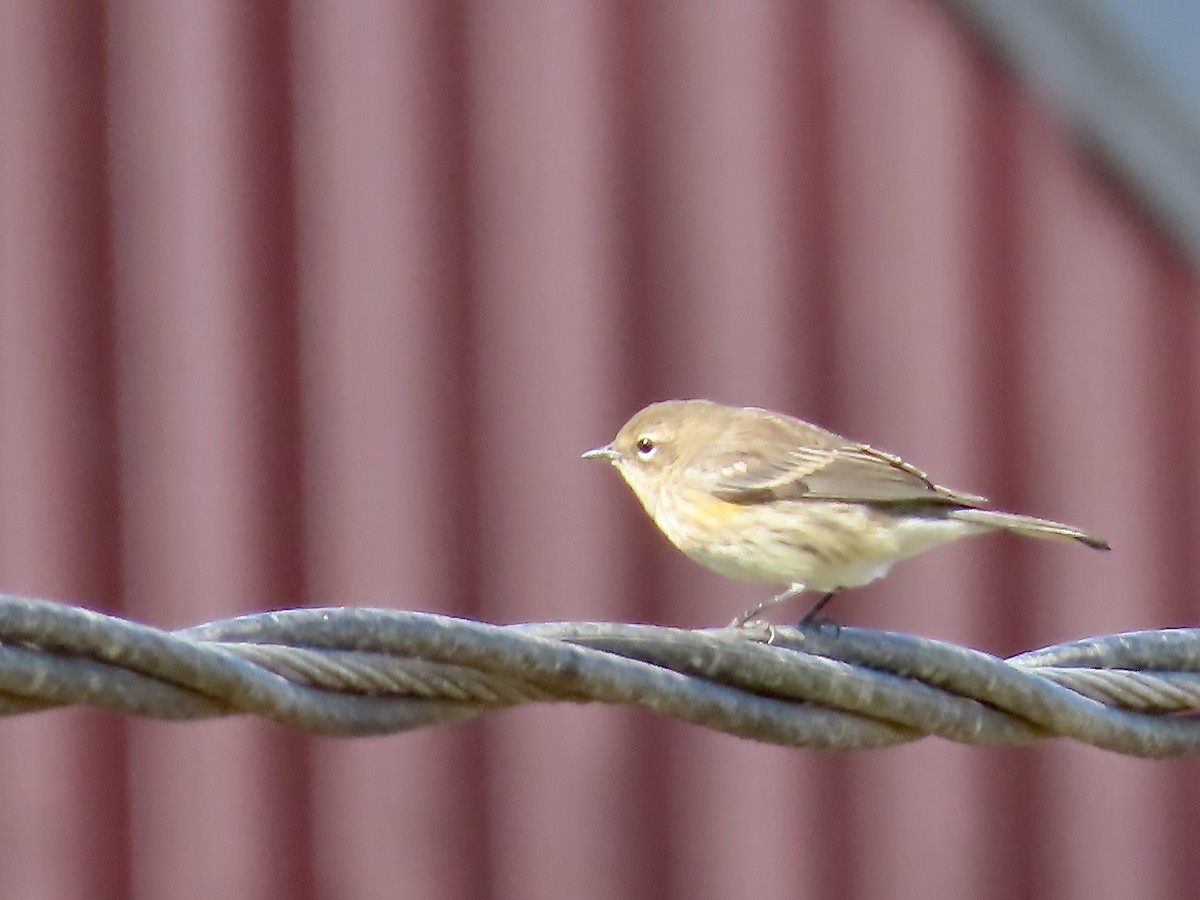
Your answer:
1,1 -> 1198,898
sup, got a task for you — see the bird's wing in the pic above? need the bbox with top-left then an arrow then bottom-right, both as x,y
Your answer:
694,417 -> 987,507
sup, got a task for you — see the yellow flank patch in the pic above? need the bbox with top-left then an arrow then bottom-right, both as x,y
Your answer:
684,491 -> 744,525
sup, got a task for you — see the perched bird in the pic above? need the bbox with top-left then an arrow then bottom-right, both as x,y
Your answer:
582,399 -> 1109,624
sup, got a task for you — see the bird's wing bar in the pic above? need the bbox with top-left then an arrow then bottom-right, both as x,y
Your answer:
704,441 -> 989,507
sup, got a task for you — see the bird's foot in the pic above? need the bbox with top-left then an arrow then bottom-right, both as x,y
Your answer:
796,590 -> 840,629
731,583 -> 807,627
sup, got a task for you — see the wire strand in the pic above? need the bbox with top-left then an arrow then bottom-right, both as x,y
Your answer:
1,594 -> 1198,755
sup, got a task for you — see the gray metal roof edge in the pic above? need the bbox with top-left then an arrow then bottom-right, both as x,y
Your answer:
936,0 -> 1200,265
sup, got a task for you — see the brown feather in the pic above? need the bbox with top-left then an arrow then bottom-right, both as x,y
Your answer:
694,409 -> 988,508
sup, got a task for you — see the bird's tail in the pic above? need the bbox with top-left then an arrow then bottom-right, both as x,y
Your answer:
950,508 -> 1110,551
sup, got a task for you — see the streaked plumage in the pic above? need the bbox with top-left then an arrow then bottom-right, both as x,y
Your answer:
583,399 -> 1109,623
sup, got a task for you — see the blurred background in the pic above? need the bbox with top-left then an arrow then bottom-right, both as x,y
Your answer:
2,0 -> 1200,898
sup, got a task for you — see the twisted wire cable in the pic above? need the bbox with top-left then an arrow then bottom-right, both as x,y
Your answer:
1,593 -> 1198,756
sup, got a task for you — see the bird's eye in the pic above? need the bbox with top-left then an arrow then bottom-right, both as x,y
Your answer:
635,436 -> 656,456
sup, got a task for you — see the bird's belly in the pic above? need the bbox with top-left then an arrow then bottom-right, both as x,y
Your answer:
654,494 -> 910,592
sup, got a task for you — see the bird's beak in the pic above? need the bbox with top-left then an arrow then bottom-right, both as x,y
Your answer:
581,444 -> 618,461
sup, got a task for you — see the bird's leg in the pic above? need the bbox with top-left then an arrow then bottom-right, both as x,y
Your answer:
731,583 -> 806,627
797,590 -> 839,627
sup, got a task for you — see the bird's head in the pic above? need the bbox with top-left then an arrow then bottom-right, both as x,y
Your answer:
582,399 -> 723,513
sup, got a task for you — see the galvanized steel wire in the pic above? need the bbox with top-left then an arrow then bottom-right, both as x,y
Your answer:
1,593 -> 1199,756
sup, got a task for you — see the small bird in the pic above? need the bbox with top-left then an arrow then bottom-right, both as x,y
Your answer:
583,399 -> 1109,625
